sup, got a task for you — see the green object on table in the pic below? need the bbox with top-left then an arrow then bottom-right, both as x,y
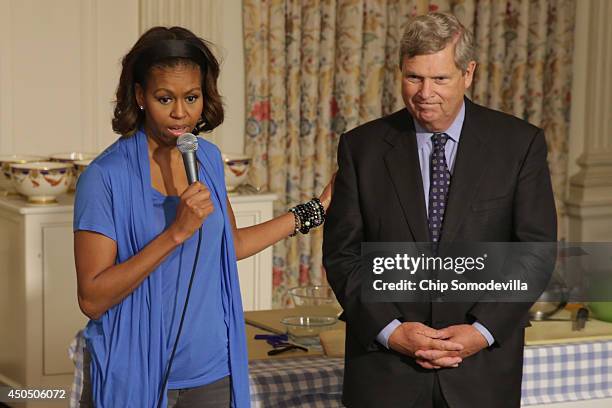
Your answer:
588,302 -> 612,322
586,274 -> 612,322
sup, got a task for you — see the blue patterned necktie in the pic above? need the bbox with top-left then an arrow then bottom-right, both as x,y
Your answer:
428,133 -> 451,244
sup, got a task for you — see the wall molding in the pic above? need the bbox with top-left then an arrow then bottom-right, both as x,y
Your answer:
0,0 -> 14,154
80,0 -> 98,153
584,0 -> 612,152
565,0 -> 612,241
140,0 -> 220,41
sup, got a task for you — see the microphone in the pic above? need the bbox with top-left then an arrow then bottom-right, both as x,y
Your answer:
177,133 -> 199,184
159,132 -> 202,408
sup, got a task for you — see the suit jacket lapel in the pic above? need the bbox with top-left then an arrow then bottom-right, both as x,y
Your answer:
383,110 -> 430,242
441,99 -> 487,243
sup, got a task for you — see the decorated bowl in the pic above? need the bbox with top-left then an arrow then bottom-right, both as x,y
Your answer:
0,155 -> 48,194
50,152 -> 98,162
50,152 -> 98,190
10,161 -> 74,203
222,153 -> 251,192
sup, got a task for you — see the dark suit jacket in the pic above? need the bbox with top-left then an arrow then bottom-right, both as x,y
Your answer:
322,98 -> 557,408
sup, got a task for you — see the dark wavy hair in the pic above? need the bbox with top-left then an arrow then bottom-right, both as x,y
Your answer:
112,26 -> 223,136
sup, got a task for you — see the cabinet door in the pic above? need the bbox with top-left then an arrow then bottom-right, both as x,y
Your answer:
232,200 -> 273,311
42,223 -> 88,375
235,211 -> 258,311
0,212 -> 26,385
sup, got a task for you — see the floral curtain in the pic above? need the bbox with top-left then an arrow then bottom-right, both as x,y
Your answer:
243,0 -> 576,307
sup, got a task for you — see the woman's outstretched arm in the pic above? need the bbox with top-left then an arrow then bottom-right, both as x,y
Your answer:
229,173 -> 335,260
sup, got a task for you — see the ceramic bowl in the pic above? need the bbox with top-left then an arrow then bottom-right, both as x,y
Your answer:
280,315 -> 337,340
50,152 -> 98,162
222,153 -> 251,192
50,152 -> 98,190
10,161 -> 74,203
0,155 -> 48,194
73,159 -> 93,186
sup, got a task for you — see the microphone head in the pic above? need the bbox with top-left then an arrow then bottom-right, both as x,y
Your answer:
177,133 -> 198,153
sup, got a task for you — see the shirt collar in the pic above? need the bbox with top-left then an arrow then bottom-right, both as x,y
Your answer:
414,101 -> 465,146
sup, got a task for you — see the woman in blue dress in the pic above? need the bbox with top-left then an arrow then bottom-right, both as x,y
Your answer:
73,26 -> 332,408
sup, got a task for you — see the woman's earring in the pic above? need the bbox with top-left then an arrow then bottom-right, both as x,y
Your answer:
193,118 -> 206,135
139,105 -> 144,111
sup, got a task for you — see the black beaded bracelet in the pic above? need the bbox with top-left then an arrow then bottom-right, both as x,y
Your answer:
288,208 -> 300,237
288,198 -> 326,235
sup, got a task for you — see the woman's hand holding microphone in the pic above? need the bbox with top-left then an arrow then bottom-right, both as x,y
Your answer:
169,182 -> 214,244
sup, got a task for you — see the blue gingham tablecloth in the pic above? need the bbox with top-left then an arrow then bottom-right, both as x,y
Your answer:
68,330 -> 612,407
522,341 -> 612,405
68,330 -> 86,408
249,357 -> 344,407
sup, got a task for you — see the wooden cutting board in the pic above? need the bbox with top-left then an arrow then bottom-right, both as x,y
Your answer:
525,310 -> 612,345
245,306 -> 346,360
244,306 -> 345,334
245,324 -> 326,360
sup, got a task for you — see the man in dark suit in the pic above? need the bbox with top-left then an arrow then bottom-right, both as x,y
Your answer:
323,12 -> 557,408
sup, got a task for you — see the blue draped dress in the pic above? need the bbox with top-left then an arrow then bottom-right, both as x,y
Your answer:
73,130 -> 249,407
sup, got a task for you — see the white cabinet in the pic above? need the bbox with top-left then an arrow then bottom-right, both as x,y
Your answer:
0,195 -> 78,406
230,193 -> 276,311
0,192 -> 275,394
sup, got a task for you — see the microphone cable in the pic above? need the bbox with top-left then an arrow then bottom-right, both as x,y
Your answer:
156,227 -> 203,408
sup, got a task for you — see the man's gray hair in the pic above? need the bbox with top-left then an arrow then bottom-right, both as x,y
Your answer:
399,12 -> 475,72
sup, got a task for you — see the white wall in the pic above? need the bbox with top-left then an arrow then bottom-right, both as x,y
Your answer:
217,0 -> 246,154
0,0 -> 139,155
0,0 -> 245,157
